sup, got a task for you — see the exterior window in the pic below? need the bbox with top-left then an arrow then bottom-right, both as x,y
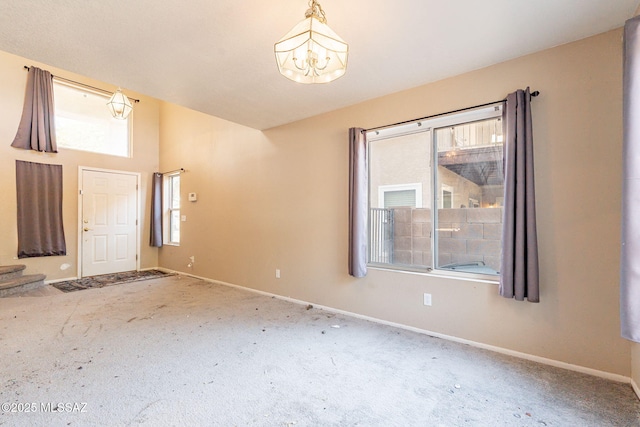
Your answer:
166,174 -> 180,244
53,81 -> 131,157
367,105 -> 504,277
378,183 -> 423,208
441,184 -> 453,209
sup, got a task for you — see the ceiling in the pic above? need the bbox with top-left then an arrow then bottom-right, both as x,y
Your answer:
0,0 -> 637,130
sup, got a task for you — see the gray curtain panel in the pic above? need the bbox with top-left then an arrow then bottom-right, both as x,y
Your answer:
11,66 -> 58,153
621,16 -> 640,342
15,160 -> 66,258
150,172 -> 163,247
349,127 -> 368,277
499,88 -> 540,302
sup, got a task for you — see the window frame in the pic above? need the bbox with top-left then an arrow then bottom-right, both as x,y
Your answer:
366,104 -> 504,281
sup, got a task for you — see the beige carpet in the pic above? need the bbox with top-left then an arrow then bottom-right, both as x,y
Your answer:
0,275 -> 638,426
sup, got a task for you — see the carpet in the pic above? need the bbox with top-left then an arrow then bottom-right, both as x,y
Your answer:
1,275 -> 639,426
51,269 -> 173,293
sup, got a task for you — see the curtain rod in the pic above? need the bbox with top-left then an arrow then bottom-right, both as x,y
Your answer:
158,168 -> 185,175
24,65 -> 140,103
365,90 -> 540,133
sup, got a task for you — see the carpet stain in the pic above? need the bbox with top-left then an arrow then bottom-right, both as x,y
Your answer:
53,270 -> 173,293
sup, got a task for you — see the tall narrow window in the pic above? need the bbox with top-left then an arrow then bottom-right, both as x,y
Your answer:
367,104 -> 504,278
166,174 -> 180,244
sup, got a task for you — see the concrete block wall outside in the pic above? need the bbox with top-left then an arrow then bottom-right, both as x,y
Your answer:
385,207 -> 503,271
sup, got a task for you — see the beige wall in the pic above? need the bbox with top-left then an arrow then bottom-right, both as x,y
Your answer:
0,50 -> 160,280
369,133 -> 431,208
438,166 -> 482,208
158,28 -> 630,376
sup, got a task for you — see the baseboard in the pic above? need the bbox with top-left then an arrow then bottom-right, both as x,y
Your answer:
632,378 -> 640,401
162,268 -> 633,386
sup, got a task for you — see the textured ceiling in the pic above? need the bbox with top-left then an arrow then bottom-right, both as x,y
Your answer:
0,0 -> 637,130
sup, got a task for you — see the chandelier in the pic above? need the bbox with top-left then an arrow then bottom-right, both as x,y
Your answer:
274,0 -> 348,84
106,88 -> 133,120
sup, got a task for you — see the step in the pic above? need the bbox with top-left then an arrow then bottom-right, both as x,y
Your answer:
0,265 -> 26,282
0,274 -> 47,298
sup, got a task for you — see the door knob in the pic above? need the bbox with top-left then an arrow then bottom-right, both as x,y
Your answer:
83,228 -> 91,232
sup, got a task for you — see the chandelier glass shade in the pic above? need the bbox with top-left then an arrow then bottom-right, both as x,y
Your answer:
106,88 -> 133,120
274,0 -> 348,84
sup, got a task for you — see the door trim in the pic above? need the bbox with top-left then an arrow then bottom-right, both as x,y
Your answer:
77,166 -> 141,278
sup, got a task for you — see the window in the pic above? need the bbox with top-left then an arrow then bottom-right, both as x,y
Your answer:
441,184 -> 453,209
166,174 -> 181,245
367,104 -> 504,277
53,81 -> 131,157
378,183 -> 423,208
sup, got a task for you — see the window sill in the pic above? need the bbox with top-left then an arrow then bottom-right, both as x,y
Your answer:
162,242 -> 180,247
367,265 -> 499,285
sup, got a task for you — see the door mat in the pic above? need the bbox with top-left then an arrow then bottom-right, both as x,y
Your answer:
52,270 -> 174,293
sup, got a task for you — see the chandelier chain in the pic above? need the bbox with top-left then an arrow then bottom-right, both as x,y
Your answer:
305,0 -> 327,23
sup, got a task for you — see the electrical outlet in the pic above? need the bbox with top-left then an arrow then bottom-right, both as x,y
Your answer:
423,293 -> 432,306
275,269 -> 280,279
189,256 -> 195,263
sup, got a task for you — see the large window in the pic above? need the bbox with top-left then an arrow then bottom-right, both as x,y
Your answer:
166,174 -> 181,245
367,104 -> 504,277
54,81 -> 131,157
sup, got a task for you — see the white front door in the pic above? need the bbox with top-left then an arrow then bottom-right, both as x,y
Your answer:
81,169 -> 139,277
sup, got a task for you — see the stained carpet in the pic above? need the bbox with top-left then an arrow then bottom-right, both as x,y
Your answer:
52,269 -> 173,293
1,275 -> 638,426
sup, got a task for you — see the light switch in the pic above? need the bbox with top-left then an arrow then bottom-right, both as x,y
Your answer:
181,215 -> 187,222
188,192 -> 197,202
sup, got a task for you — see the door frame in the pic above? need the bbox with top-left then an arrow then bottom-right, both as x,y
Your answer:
77,166 -> 141,278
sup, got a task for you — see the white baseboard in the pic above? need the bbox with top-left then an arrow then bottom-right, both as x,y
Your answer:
632,378 -> 640,401
161,269 -> 634,386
